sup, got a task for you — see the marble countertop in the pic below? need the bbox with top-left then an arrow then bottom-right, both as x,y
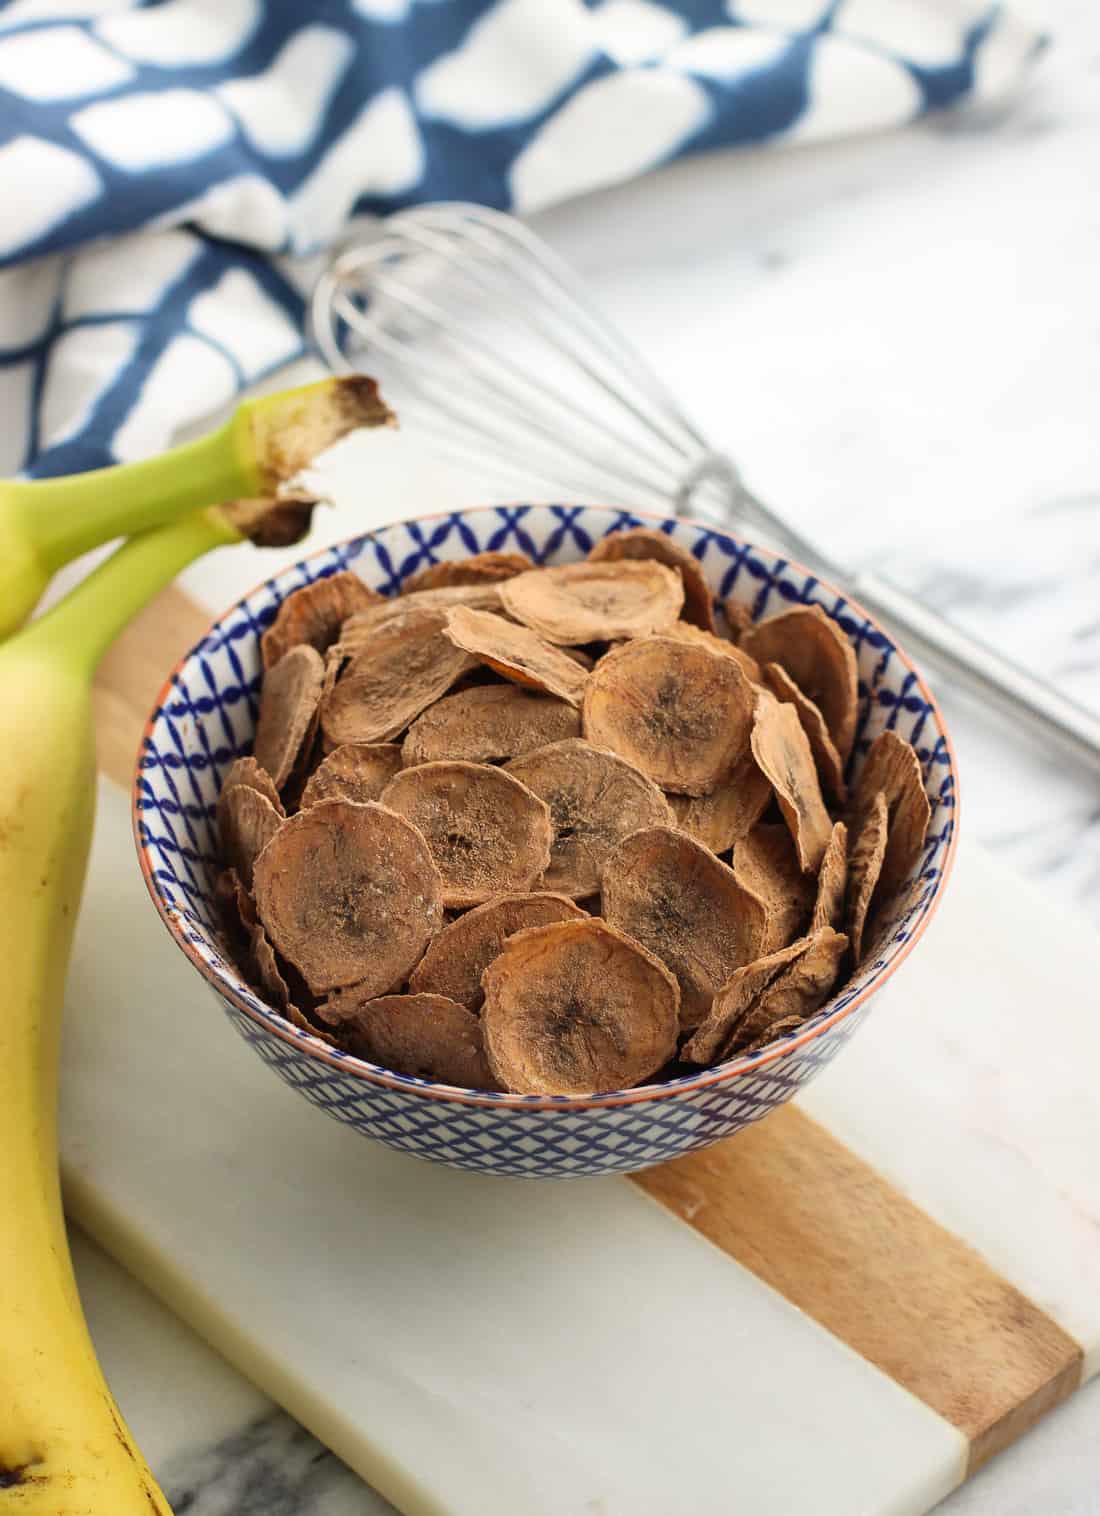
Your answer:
74,1 -> 1099,1511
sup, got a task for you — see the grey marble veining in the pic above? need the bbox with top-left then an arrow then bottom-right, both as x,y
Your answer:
161,1413 -> 395,1516
881,495 -> 1100,908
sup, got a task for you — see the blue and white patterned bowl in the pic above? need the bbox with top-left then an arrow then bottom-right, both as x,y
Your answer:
134,504 -> 959,1179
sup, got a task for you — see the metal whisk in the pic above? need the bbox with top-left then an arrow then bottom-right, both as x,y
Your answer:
311,201 -> 1100,779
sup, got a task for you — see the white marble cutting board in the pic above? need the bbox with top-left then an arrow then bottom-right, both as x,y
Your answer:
53,427 -> 1100,1516
61,781 -> 1100,1516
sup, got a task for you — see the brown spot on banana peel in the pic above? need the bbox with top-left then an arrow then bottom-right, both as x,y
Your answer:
250,374 -> 395,487
218,494 -> 319,547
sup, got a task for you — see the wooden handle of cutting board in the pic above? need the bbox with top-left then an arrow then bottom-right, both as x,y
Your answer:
94,583 -> 1083,1479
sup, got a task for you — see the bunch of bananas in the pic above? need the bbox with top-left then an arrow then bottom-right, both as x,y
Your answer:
0,378 -> 390,1514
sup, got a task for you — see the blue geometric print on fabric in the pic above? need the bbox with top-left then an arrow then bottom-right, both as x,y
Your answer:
0,2 -> 1042,478
135,503 -> 959,1178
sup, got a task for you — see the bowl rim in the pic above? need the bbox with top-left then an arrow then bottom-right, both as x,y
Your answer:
133,501 -> 960,1112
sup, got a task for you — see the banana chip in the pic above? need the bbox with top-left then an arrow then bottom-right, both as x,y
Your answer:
588,526 -> 716,632
261,570 -> 382,669
444,605 -> 589,707
403,683 -> 580,766
217,756 -> 284,829
217,783 -> 283,890
667,749 -> 772,855
252,799 -> 443,996
654,620 -> 762,683
723,598 -> 754,641
750,691 -> 834,873
380,761 -> 553,909
214,867 -> 336,1043
812,820 -> 849,932
847,788 -> 888,964
500,560 -> 683,644
583,636 -> 755,796
409,891 -> 586,1008
321,608 -> 475,749
481,918 -> 680,1095
727,927 -> 847,1053
213,865 -> 257,952
254,643 -> 325,788
401,551 -> 533,593
741,604 -> 859,760
316,990 -> 497,1089
331,586 -> 506,666
739,1014 -> 804,1055
761,661 -> 847,805
732,823 -> 815,954
852,730 -> 931,904
601,826 -> 767,1028
248,914 -> 338,1044
505,739 -> 675,898
681,936 -> 813,1065
299,742 -> 403,808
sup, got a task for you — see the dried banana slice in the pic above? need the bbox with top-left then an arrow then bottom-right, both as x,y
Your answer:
667,749 -> 772,855
403,684 -> 580,766
732,823 -> 815,954
741,603 -> 859,759
332,585 -> 506,665
726,927 -> 848,1054
401,551 -> 533,593
299,743 -> 403,808
317,990 -> 496,1089
217,756 -> 285,831
253,644 -> 325,788
504,739 -> 674,898
656,620 -> 762,683
215,867 -> 335,1043
481,918 -> 680,1095
852,730 -> 931,905
588,526 -> 716,632
739,1014 -> 804,1055
761,661 -> 848,805
601,826 -> 768,1028
320,608 -> 475,748
750,692 -> 833,873
681,936 -> 813,1065
500,560 -> 683,644
248,914 -> 338,1044
723,598 -> 754,641
252,799 -> 443,996
217,783 -> 282,890
583,636 -> 755,796
409,891 -> 587,1009
380,761 -> 553,909
847,788 -> 888,965
261,570 -> 382,669
444,605 -> 588,707
812,820 -> 848,932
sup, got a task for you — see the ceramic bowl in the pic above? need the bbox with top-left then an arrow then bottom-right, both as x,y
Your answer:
134,503 -> 958,1178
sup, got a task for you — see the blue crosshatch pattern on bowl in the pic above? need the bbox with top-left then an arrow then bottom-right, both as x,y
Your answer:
135,504 -> 958,1179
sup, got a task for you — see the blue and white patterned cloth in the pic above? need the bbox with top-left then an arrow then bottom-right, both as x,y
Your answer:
0,0 -> 1040,480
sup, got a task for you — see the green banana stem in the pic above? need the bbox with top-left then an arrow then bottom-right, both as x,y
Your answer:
21,506 -> 244,681
0,375 -> 390,639
5,426 -> 259,573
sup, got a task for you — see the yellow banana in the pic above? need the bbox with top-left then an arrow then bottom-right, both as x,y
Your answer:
0,509 -> 251,1513
0,375 -> 391,640
0,379 -> 389,1511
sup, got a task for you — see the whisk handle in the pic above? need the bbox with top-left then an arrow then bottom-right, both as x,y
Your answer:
848,568 -> 1100,781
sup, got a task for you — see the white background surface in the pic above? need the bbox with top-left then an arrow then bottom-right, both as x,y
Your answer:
72,1 -> 1099,1511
